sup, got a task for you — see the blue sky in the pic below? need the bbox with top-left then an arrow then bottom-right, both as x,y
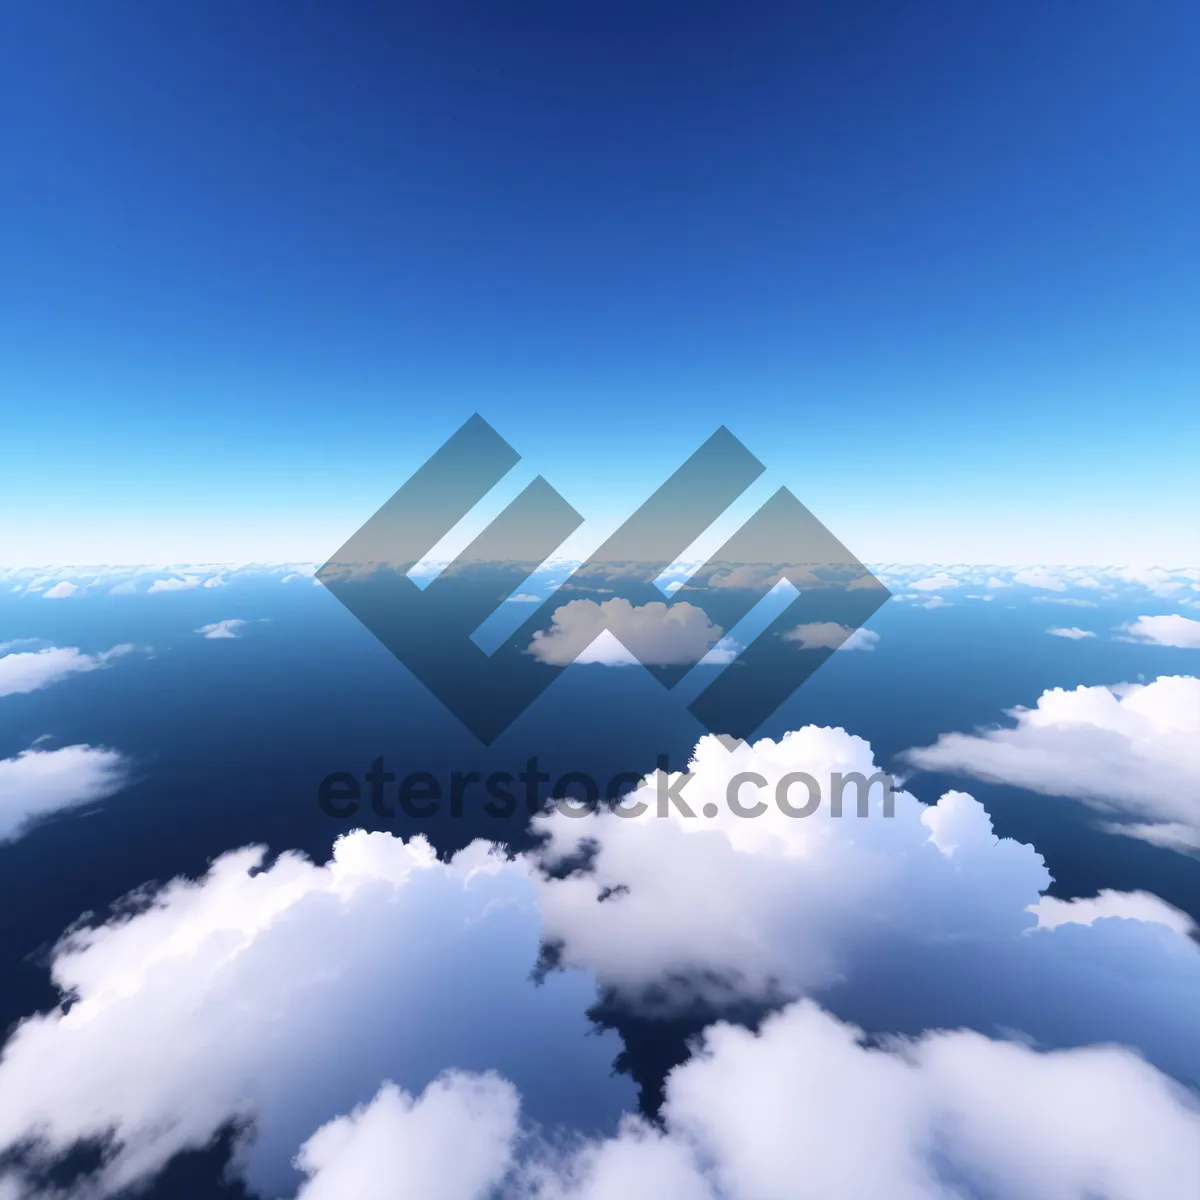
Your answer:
2,2 -> 1197,565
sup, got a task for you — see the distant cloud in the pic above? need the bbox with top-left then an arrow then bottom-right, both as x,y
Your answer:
202,575 -> 226,589
784,622 -> 879,651
1120,614 -> 1200,649
109,581 -> 138,595
909,572 -> 960,592
920,596 -> 951,609
0,645 -> 134,698
506,593 -> 541,603
197,620 -> 249,640
147,576 -> 201,594
0,744 -> 127,844
528,598 -> 723,666
42,581 -> 78,600
1047,627 -> 1095,640
1012,567 -> 1069,591
1035,596 -> 1099,608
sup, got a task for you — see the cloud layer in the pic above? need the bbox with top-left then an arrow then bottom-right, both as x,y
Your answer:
292,1001 -> 1200,1200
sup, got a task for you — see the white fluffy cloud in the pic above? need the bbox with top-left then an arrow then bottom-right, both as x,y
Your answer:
295,1072 -> 520,1200
1120,614 -> 1200,648
293,1002 -> 1200,1200
531,724 -> 1200,1096
0,744 -> 127,843
903,675 -> 1200,855
2,703 -> 1199,1198
532,732 -> 1051,1007
147,575 -> 201,593
197,619 -> 249,639
1046,627 -> 1095,640
0,833 -> 632,1199
784,622 -> 879,651
528,599 -> 723,666
41,581 -> 79,599
0,644 -> 133,697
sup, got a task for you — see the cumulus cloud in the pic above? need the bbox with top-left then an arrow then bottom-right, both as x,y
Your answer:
147,576 -> 202,593
784,623 -> 880,651
0,744 -> 127,844
903,675 -> 1200,855
2,719 -> 1200,1197
1046,627 -> 1095,640
294,1073 -> 519,1200
0,644 -> 134,698
294,1003 -> 1200,1200
532,725 -> 1200,1091
197,619 -> 250,639
1120,614 -> 1200,649
532,733 -> 1049,1008
0,833 -> 632,1199
528,599 -> 723,667
41,581 -> 79,599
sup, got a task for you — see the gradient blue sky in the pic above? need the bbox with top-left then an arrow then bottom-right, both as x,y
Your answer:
2,1 -> 1197,565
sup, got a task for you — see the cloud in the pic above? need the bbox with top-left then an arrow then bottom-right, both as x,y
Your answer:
1120,614 -> 1200,649
1111,568 -> 1191,598
294,1073 -> 519,1200
41,581 -> 78,600
0,744 -> 127,844
0,833 -> 632,1198
1046,627 -> 1095,640
294,1003 -> 1200,1200
919,596 -> 951,609
109,580 -> 138,595
197,619 -> 249,640
507,593 -> 542,603
784,623 -> 879,651
1012,568 -> 1069,592
532,733 -> 1049,1008
147,576 -> 201,593
528,599 -> 723,667
1034,596 -> 1099,608
0,644 -> 134,698
2,720 -> 1200,1197
908,573 -> 960,592
903,675 -> 1200,856
1029,890 -> 1195,938
532,725 -> 1200,1094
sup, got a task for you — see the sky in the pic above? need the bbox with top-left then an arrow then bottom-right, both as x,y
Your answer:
2,1 -> 1197,565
